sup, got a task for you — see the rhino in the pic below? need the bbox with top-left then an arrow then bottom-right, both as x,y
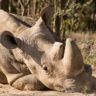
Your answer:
0,5 -> 95,92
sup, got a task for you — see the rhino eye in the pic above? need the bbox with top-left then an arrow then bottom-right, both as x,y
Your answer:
42,65 -> 48,71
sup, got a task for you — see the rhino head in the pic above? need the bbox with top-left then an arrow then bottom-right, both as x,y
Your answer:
0,5 -> 94,92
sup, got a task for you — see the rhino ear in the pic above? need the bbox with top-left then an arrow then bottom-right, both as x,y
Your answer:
40,5 -> 54,26
0,31 -> 17,49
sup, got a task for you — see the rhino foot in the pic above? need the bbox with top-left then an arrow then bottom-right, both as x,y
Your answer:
12,74 -> 47,90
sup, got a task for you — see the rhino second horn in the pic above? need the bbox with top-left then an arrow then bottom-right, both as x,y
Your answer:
50,42 -> 64,60
62,38 -> 84,77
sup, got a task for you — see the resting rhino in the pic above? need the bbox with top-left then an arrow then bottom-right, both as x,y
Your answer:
0,5 -> 95,92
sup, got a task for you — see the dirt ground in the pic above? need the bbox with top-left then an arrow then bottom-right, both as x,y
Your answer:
0,83 -> 95,96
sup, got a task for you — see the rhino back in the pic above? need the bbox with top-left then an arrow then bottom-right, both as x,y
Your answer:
0,10 -> 31,36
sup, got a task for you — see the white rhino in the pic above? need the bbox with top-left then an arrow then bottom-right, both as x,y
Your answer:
0,5 -> 95,92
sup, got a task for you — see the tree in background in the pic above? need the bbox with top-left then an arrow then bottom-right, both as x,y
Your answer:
0,0 -> 9,11
0,0 -> 96,40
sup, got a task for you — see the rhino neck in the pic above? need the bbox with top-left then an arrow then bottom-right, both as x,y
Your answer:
15,26 -> 28,36
16,37 -> 49,65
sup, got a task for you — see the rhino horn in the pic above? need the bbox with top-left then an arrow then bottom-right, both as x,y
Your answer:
62,38 -> 84,77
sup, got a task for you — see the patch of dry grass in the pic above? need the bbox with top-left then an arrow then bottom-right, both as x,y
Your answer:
68,32 -> 96,65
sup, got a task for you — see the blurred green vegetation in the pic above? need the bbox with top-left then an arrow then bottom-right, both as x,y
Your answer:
0,0 -> 96,40
70,33 -> 96,65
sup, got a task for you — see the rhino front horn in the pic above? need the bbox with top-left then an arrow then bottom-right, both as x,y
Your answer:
62,38 -> 84,77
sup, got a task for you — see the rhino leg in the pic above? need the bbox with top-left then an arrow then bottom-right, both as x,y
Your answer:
0,57 -> 46,90
0,71 -> 7,84
12,74 -> 47,90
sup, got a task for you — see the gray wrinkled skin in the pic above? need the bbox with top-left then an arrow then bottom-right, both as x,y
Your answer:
0,5 -> 96,92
